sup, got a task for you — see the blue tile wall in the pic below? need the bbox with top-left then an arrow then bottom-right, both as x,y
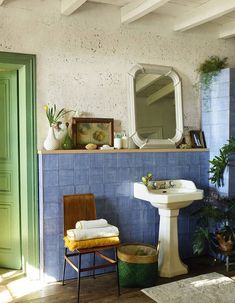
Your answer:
39,150 -> 209,281
201,68 -> 235,196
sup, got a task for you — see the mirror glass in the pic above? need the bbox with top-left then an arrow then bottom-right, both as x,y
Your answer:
128,64 -> 183,149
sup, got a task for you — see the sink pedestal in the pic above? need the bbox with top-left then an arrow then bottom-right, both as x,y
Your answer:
133,180 -> 203,278
158,208 -> 188,277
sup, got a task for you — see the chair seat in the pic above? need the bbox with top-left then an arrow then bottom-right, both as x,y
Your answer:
64,236 -> 120,251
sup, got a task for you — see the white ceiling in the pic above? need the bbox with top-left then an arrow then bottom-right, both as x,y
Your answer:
90,0 -> 235,24
1,0 -> 235,38
63,0 -> 235,38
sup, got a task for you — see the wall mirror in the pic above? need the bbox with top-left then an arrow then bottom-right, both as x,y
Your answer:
128,64 -> 183,149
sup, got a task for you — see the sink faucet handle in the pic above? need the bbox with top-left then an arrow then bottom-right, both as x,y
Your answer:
159,181 -> 166,189
169,180 -> 175,188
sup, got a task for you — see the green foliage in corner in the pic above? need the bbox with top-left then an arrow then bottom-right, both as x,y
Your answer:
209,138 -> 235,187
197,56 -> 228,89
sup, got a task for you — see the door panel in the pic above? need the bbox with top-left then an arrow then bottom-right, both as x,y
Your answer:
0,71 -> 21,269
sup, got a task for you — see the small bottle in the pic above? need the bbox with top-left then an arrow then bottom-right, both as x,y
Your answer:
114,133 -> 122,149
121,131 -> 128,149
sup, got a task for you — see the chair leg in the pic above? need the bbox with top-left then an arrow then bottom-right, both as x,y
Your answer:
77,254 -> 82,303
93,252 -> 96,279
115,248 -> 120,296
62,248 -> 67,285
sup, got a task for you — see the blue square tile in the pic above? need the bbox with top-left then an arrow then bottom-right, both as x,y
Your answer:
229,68 -> 235,82
117,167 -> 132,182
58,154 -> 75,170
166,165 -> 181,179
90,153 -> 104,168
44,202 -> 60,219
130,167 -> 145,182
44,218 -> 60,236
168,153 -> 180,165
44,170 -> 58,187
116,182 -> 132,197
135,152 -> 155,167
89,184 -> 104,197
201,98 -> 211,112
43,155 -> 59,171
153,166 -> 166,180
74,154 -> 90,169
89,168 -> 104,184
134,153 -> 143,167
74,170 -> 89,185
154,152 -> 168,165
59,170 -> 74,186
75,185 -> 90,193
200,152 -> 209,163
104,183 -> 117,197
59,186 -> 75,196
95,198 -> 107,215
103,153 -> 117,168
117,153 -> 135,168
104,167 -> 117,183
44,186 -> 59,203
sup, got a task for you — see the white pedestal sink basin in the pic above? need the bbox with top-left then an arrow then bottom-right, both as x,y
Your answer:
134,180 -> 203,278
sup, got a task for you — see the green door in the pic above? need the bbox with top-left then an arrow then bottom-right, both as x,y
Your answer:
0,71 -> 21,269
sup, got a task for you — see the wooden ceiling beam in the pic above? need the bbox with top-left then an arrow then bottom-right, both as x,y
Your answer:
147,83 -> 174,105
136,74 -> 162,94
121,0 -> 170,24
219,20 -> 235,39
61,0 -> 88,16
174,0 -> 235,32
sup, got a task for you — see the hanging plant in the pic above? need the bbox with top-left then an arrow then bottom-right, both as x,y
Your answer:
197,56 -> 228,89
209,138 -> 235,187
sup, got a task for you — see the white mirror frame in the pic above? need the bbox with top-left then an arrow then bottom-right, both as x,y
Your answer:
128,63 -> 183,149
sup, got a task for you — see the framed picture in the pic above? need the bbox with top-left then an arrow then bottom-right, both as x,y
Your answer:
72,117 -> 114,149
190,130 -> 207,148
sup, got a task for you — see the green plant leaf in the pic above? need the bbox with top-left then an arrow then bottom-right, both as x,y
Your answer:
197,56 -> 228,89
209,138 -> 235,187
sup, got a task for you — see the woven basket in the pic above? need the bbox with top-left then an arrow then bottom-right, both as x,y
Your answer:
117,243 -> 159,288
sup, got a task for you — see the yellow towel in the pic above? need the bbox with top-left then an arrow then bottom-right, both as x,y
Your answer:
64,236 -> 120,251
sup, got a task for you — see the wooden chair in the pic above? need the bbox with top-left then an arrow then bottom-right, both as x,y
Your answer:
62,193 -> 120,303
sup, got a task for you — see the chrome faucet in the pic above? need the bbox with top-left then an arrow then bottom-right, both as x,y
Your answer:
159,182 -> 166,189
169,180 -> 176,188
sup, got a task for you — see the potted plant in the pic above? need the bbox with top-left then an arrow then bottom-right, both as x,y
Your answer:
197,55 -> 228,89
192,192 -> 235,255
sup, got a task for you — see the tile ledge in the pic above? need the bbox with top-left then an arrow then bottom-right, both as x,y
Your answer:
38,148 -> 209,155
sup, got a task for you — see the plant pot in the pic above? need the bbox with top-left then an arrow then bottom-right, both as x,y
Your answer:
216,233 -> 234,252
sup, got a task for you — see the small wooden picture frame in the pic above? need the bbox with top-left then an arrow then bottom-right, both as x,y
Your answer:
72,117 -> 114,149
190,130 -> 206,148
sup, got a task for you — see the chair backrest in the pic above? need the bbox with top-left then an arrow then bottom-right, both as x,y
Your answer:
63,193 -> 96,236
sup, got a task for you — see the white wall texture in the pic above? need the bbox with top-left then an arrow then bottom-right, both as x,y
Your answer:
0,0 -> 235,148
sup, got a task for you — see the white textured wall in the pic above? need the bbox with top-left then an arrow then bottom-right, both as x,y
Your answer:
0,0 -> 235,148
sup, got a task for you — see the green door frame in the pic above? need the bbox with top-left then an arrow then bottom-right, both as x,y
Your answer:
0,52 -> 38,278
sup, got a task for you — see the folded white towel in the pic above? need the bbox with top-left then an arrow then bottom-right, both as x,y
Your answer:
75,219 -> 108,229
67,225 -> 119,241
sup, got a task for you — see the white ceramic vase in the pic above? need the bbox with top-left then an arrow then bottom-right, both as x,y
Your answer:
43,126 -> 60,150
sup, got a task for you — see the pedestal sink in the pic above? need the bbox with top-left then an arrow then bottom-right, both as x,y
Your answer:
134,180 -> 203,278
